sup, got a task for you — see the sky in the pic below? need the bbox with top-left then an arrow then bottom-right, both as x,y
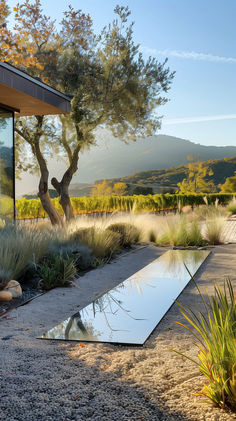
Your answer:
7,0 -> 236,147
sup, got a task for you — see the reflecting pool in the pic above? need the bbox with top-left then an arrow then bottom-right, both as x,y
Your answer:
40,249 -> 210,345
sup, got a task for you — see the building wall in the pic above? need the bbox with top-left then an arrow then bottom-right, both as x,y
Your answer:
0,107 -> 14,218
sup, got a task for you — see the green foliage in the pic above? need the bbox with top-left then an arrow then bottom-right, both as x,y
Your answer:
177,162 -> 215,193
37,253 -> 77,290
174,278 -> 236,410
16,193 -> 234,219
48,242 -> 97,270
71,227 -> 121,260
107,223 -> 140,247
13,2 -> 174,223
91,181 -> 128,197
219,172 -> 236,193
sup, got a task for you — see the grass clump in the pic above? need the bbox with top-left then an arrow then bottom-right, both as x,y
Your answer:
204,217 -> 225,245
174,278 -> 236,411
157,216 -> 204,247
37,253 -> 77,291
106,222 -> 139,247
0,224 -> 54,282
0,268 -> 11,290
194,204 -> 228,220
71,227 -> 121,260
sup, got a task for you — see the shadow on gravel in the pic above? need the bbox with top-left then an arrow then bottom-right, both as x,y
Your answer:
0,329 -> 198,421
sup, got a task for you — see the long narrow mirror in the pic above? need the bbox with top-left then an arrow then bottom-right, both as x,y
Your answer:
40,249 -> 210,345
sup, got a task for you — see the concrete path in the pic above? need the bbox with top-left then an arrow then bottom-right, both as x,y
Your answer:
222,218 -> 236,243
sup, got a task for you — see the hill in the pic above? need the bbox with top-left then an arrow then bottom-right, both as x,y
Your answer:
95,156 -> 236,194
73,134 -> 236,182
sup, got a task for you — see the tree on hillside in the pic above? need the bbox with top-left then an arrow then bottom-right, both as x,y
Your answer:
177,161 -> 215,193
12,2 -> 175,224
219,172 -> 236,193
91,180 -> 127,196
91,180 -> 113,196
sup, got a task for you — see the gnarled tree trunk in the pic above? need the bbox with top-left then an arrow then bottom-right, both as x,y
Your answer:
51,143 -> 80,222
33,117 -> 62,226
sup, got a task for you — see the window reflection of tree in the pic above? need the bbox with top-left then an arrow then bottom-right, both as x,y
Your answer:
0,114 -> 14,211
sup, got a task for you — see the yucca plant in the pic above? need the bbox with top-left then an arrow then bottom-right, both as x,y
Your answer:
174,276 -> 236,410
37,253 -> 77,291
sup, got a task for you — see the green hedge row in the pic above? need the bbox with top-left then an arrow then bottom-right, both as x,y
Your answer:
15,193 -> 234,219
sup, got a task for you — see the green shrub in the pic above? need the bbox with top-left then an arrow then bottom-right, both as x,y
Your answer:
174,278 -> 236,410
48,242 -> 97,270
37,253 -> 77,291
106,223 -> 140,247
71,227 -> 121,260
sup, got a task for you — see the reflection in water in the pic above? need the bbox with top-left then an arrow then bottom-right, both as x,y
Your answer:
0,109 -> 14,218
41,250 -> 210,345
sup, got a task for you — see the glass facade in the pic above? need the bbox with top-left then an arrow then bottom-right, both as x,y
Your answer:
0,107 -> 14,218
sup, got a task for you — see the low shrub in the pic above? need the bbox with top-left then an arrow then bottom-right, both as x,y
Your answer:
106,223 -> 140,247
37,253 -> 77,291
48,242 -> 97,270
71,227 -> 121,260
174,278 -> 236,410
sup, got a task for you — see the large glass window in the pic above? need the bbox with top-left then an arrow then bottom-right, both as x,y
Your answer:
0,107 -> 14,218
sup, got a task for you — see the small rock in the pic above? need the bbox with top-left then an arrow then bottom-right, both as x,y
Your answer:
4,280 -> 22,298
0,290 -> 12,302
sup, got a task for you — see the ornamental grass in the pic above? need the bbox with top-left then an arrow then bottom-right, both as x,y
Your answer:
174,277 -> 236,411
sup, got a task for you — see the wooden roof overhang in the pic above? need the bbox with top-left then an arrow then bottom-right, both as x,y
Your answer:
0,62 -> 71,116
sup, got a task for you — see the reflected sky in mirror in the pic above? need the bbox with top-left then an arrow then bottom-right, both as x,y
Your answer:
40,250 -> 210,345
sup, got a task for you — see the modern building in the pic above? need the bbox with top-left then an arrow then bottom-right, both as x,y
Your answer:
0,62 -> 71,218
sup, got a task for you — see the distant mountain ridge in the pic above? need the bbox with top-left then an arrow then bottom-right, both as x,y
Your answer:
75,134 -> 236,182
17,134 -> 236,197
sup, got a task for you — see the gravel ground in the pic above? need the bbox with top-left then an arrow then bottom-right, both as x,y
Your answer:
0,244 -> 236,421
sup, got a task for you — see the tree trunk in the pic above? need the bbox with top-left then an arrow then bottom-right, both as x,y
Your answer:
38,173 -> 63,226
51,176 -> 74,221
51,143 -> 80,222
33,117 -> 62,226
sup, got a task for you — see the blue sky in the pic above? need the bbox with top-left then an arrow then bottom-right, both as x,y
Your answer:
7,0 -> 236,146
